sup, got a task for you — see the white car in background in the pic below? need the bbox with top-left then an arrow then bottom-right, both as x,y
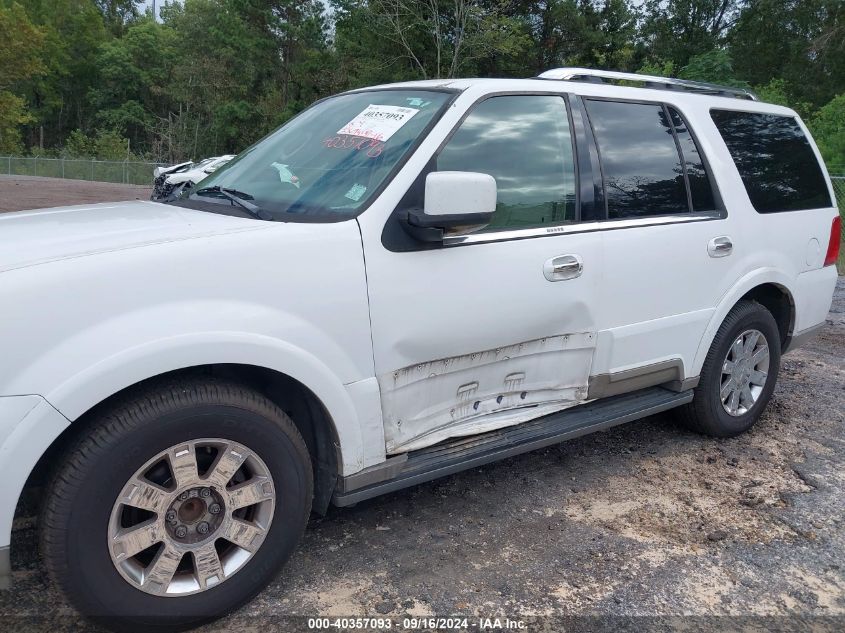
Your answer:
152,155 -> 236,200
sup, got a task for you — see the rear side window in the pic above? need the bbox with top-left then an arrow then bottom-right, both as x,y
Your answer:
586,100 -> 690,219
711,110 -> 832,213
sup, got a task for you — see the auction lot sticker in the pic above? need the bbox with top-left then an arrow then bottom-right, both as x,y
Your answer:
337,105 -> 419,142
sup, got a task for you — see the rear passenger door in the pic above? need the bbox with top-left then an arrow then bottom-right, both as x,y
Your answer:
579,98 -> 738,389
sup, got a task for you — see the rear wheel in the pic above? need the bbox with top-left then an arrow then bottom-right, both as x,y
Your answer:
41,378 -> 312,631
677,300 -> 781,437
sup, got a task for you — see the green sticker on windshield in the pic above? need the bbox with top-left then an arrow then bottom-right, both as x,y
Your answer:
345,183 -> 367,201
271,162 -> 300,188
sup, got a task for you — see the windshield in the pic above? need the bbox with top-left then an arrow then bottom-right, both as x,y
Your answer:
187,90 -> 452,220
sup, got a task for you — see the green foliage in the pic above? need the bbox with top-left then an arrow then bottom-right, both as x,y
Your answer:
637,59 -> 675,78
0,2 -> 44,152
810,95 -> 845,170
62,128 -> 130,159
0,0 -> 841,171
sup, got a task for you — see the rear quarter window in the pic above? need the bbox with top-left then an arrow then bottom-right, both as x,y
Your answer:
711,110 -> 832,213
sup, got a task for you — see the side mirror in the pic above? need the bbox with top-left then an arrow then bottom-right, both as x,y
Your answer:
402,171 -> 496,242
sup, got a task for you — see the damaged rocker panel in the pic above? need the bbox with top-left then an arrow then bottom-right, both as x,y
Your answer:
378,332 -> 596,454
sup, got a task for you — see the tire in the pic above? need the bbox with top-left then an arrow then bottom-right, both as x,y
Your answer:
676,300 -> 781,438
41,378 -> 313,632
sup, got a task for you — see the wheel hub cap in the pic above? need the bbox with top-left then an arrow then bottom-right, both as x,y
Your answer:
720,328 -> 770,417
108,438 -> 275,596
164,486 -> 226,545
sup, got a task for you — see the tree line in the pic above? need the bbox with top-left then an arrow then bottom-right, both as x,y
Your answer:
0,0 -> 843,169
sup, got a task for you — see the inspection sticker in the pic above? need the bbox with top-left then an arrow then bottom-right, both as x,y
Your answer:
344,183 -> 367,201
337,105 -> 419,142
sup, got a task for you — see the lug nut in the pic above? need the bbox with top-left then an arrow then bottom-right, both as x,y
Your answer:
179,491 -> 189,501
200,487 -> 212,498
175,525 -> 188,539
165,510 -> 177,523
209,503 -> 221,515
197,521 -> 210,535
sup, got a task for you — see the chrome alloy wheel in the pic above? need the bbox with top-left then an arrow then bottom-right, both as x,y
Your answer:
108,439 -> 275,596
720,329 -> 770,417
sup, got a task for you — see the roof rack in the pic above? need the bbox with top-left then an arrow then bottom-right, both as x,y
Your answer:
537,67 -> 757,101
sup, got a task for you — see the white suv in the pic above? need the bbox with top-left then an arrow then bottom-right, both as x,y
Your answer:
0,68 -> 839,629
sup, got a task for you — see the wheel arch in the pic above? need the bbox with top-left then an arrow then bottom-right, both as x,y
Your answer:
691,271 -> 796,378
16,363 -> 349,549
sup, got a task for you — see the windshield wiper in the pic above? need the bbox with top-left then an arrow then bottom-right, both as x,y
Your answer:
193,185 -> 272,220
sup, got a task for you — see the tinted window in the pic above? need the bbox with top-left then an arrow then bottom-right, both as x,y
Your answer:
711,110 -> 832,213
586,100 -> 688,218
437,95 -> 576,231
668,107 -> 716,212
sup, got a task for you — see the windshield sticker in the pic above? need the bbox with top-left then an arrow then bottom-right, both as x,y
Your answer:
322,136 -> 385,158
271,162 -> 300,188
406,97 -> 432,108
337,104 -> 419,142
344,183 -> 367,202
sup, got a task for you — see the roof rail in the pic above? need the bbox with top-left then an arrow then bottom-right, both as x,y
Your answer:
537,67 -> 757,101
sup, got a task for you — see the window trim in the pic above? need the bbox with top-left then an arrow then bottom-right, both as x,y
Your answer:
665,103 -> 695,214
442,210 -> 722,246
581,96 -> 728,222
582,95 -> 713,221
380,92 -> 726,252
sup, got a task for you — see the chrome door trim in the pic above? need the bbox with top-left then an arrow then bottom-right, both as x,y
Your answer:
443,212 -> 721,247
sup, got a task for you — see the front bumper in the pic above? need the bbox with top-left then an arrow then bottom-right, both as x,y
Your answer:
0,395 -> 70,590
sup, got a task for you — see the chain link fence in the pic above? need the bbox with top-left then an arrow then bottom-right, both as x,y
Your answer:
832,175 -> 845,208
0,156 -> 166,186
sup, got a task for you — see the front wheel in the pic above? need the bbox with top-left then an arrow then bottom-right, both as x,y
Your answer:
677,300 -> 781,437
41,378 -> 313,631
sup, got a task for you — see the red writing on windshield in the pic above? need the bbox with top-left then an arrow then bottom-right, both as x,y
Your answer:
322,136 -> 385,158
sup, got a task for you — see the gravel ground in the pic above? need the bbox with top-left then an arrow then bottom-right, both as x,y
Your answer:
1,178 -> 843,631
0,175 -> 151,213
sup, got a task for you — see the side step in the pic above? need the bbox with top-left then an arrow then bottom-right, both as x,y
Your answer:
332,386 -> 693,507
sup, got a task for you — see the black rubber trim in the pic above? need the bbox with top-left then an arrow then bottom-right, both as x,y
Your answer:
333,386 -> 692,506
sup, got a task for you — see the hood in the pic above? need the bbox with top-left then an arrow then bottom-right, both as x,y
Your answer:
165,169 -> 210,185
154,161 -> 193,178
0,200 -> 265,273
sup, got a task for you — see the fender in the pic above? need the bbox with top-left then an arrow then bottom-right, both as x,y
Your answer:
691,267 -> 795,377
44,331 -> 368,476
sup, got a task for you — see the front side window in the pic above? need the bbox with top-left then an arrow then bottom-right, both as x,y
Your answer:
436,95 -> 577,231
711,110 -> 832,213
586,100 -> 689,219
183,90 -> 452,221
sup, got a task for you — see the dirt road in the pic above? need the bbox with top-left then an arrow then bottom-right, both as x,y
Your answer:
1,177 -> 843,631
0,175 -> 151,213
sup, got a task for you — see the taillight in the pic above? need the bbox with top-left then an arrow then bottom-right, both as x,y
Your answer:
824,216 -> 841,267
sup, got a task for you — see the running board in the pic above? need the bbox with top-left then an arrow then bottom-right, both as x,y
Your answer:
332,386 -> 693,506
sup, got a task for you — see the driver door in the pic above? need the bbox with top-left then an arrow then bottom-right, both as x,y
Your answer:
359,94 -> 603,454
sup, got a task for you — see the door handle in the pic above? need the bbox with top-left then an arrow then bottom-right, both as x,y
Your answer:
708,236 -> 733,258
544,254 -> 583,281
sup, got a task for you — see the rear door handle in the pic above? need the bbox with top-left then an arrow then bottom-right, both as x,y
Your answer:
708,236 -> 733,258
544,254 -> 583,281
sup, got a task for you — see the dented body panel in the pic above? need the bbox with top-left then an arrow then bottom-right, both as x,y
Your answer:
380,333 -> 595,453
